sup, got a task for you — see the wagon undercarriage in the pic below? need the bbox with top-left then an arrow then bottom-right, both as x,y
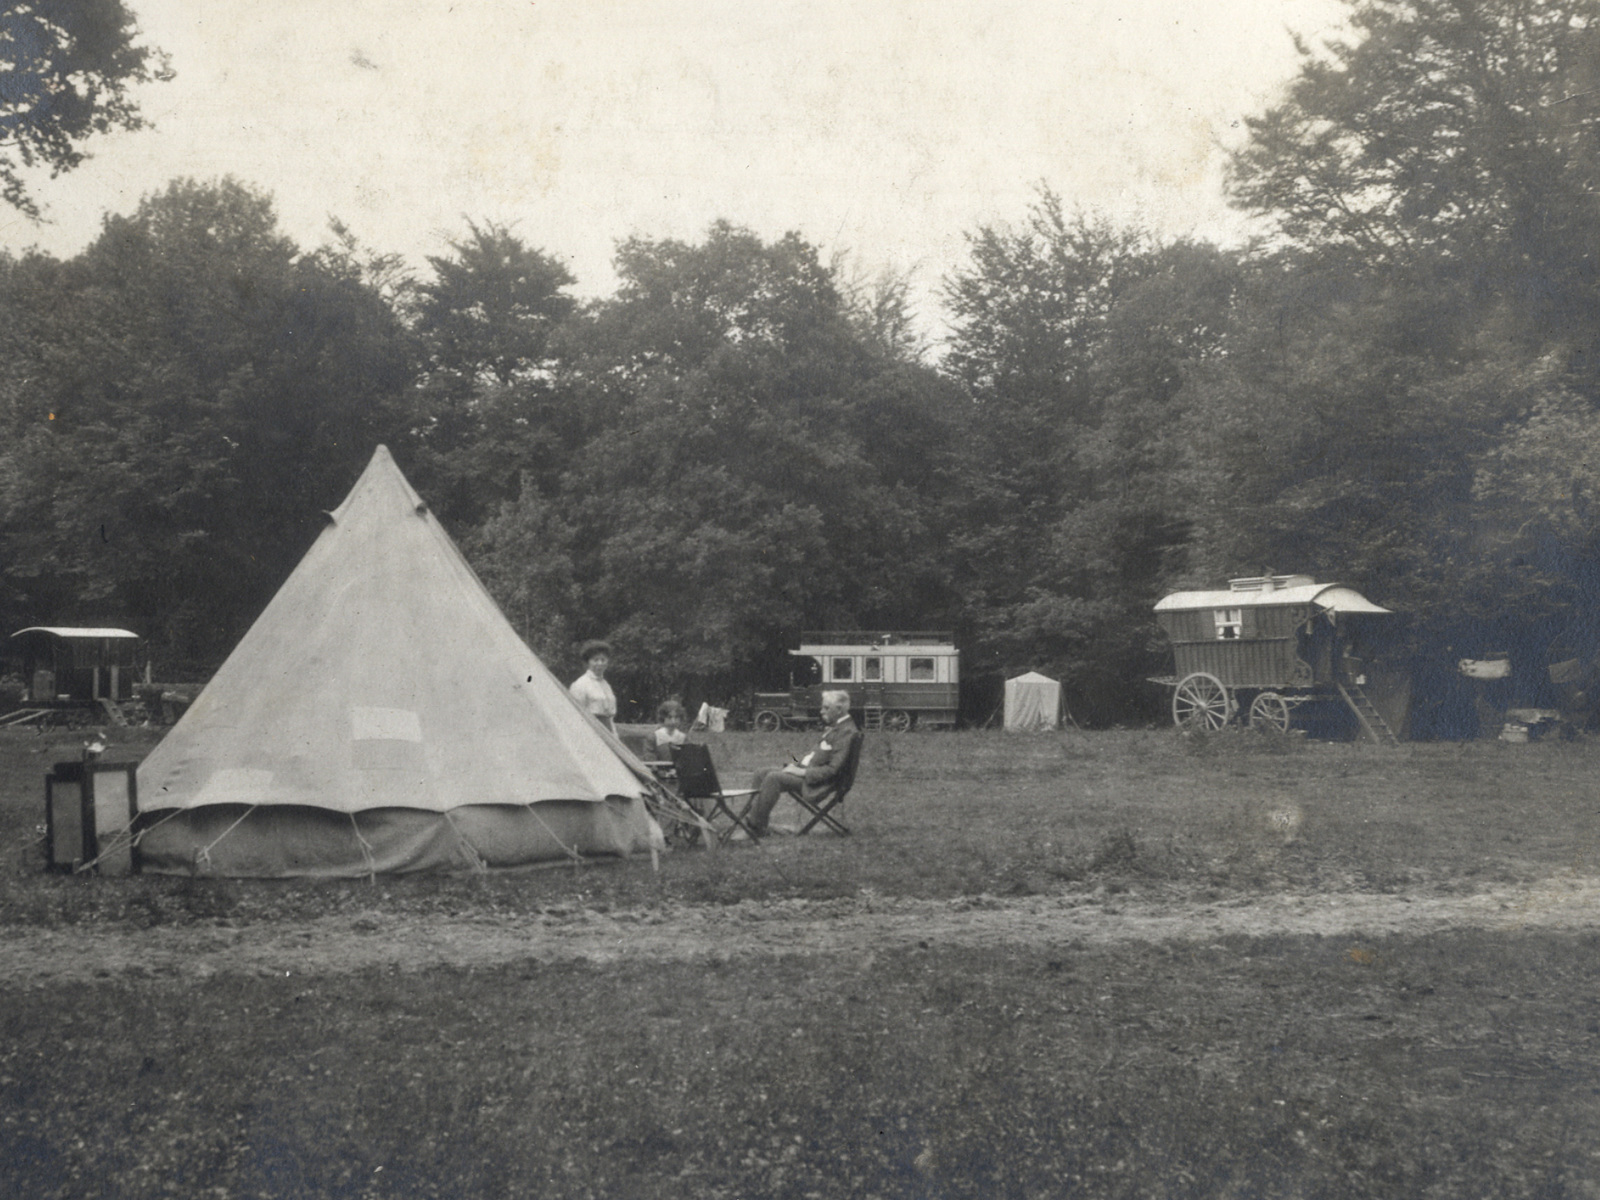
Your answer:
1154,671 -> 1397,743
1159,672 -> 1317,733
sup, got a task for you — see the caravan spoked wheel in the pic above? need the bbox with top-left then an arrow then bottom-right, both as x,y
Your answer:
1173,672 -> 1233,730
753,710 -> 781,733
1248,692 -> 1293,734
881,710 -> 912,733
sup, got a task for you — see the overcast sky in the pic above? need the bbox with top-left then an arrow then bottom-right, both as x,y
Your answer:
0,0 -> 1347,336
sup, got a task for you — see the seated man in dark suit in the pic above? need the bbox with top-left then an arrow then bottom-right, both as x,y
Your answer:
747,689 -> 859,837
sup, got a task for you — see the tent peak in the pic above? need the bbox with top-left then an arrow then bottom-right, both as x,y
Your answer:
328,445 -> 426,525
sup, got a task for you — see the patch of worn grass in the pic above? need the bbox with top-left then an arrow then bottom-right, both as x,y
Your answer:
4,929 -> 1598,1199
5,729 -> 1600,1197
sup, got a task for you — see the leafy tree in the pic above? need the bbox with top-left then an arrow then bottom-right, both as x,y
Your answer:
0,0 -> 173,216
1181,265 -> 1527,611
1044,242 -> 1240,711
404,221 -> 580,529
942,193 -> 1233,717
1229,0 -> 1600,340
943,199 -> 1164,581
833,256 -> 929,364
0,178 -> 412,663
945,191 -> 1156,422
1209,0 -> 1600,669
468,482 -> 581,667
413,220 -> 576,390
1471,373 -> 1600,606
471,222 -> 962,705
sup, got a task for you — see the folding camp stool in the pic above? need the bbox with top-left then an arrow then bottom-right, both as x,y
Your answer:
668,742 -> 762,844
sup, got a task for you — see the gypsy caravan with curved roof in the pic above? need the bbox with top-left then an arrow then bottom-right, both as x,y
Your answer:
1153,575 -> 1399,742
3,627 -> 140,727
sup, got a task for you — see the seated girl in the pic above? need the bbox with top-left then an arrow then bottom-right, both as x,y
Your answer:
654,699 -> 689,753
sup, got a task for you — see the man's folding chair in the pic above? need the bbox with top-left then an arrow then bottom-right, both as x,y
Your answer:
669,742 -> 761,844
793,731 -> 863,837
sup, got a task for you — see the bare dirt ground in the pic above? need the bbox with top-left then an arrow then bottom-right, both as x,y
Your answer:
8,876 -> 1600,985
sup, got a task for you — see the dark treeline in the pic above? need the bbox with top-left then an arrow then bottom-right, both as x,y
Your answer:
4,0 -> 1600,725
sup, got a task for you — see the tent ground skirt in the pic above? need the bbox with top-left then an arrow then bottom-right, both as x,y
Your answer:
136,799 -> 657,877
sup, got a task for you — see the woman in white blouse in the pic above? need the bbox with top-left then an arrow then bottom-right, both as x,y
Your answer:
568,640 -> 617,732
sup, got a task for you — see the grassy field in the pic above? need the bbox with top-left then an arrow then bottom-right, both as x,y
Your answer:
4,726 -> 1600,1197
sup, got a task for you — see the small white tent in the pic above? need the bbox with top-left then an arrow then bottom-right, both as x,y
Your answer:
135,446 -> 660,876
1004,671 -> 1062,732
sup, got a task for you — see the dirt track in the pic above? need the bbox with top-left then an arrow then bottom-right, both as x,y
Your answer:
6,876 -> 1600,985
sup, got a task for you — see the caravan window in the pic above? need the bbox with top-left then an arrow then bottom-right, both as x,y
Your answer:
1214,609 -> 1243,640
909,657 -> 935,681
832,657 -> 854,681
864,657 -> 882,681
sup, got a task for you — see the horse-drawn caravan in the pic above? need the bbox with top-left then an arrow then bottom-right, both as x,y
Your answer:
2,627 -> 141,728
1152,576 -> 1400,742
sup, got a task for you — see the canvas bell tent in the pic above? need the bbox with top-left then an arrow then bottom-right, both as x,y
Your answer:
135,446 -> 660,876
1004,671 -> 1063,732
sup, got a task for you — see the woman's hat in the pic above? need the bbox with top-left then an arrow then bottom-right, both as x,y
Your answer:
579,639 -> 612,662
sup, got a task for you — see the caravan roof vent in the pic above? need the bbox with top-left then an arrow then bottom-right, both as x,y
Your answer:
1228,575 -> 1315,593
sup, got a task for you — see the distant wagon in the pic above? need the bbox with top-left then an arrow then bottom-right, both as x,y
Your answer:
1152,576 -> 1399,742
752,631 -> 959,732
5,627 -> 141,727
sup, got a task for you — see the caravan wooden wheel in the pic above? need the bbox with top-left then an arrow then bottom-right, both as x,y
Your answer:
753,710 -> 782,733
1173,672 -> 1233,730
1248,692 -> 1293,734
881,709 -> 912,733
